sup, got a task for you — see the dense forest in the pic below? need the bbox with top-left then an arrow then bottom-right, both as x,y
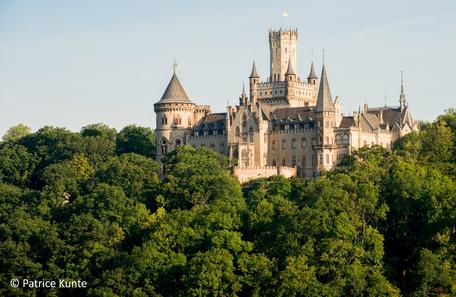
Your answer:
0,110 -> 455,297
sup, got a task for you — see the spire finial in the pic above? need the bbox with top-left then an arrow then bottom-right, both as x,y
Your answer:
242,81 -> 246,95
400,70 -> 406,109
173,59 -> 178,74
322,48 -> 325,65
311,49 -> 314,62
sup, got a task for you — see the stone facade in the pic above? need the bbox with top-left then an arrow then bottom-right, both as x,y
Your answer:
154,28 -> 419,181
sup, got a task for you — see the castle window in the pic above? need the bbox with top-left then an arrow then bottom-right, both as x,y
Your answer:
161,116 -> 168,125
291,139 -> 296,149
233,148 -> 239,159
204,130 -> 208,136
302,156 -> 307,167
213,130 -> 218,135
285,124 -> 289,130
292,156 -> 296,166
320,136 -> 323,144
235,127 -> 240,137
312,137 -> 316,146
188,116 -> 192,126
272,159 -> 276,166
210,143 -> 215,149
342,134 -> 349,145
280,90 -> 282,94
312,154 -> 316,166
220,143 -> 225,154
336,134 -> 342,144
282,139 -> 286,149
242,113 -> 247,127
175,139 -> 182,147
301,138 -> 307,148
195,131 -> 199,137
281,158 -> 286,166
272,140 -> 276,150
326,154 -> 330,164
241,149 -> 249,167
319,154 -> 323,165
161,138 -> 168,155
249,127 -> 253,142
242,132 -> 247,142
174,115 -> 182,126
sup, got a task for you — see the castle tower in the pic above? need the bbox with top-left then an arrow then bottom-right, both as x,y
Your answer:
269,29 -> 298,82
249,61 -> 260,104
154,67 -> 195,161
315,64 -> 336,172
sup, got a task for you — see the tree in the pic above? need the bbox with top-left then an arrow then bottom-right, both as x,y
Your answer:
2,124 -> 31,142
116,125 -> 155,158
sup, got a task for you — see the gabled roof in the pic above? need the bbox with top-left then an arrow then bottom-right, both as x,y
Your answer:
315,65 -> 335,112
157,72 -> 192,103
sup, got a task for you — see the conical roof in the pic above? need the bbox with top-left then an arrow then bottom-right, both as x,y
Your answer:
250,61 -> 259,78
158,72 -> 191,103
285,57 -> 295,75
316,65 -> 335,112
307,62 -> 317,79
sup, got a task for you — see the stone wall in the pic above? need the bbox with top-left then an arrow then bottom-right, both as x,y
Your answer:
232,165 -> 297,184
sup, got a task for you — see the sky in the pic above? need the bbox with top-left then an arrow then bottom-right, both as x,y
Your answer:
1,0 -> 455,137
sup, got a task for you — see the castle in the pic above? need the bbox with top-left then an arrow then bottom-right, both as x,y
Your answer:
154,29 -> 419,182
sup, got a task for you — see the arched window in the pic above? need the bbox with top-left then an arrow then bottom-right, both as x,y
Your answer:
161,116 -> 168,125
174,115 -> 181,125
242,113 -> 247,127
342,134 -> 349,145
336,134 -> 342,145
235,127 -> 240,137
161,138 -> 168,155
233,148 -> 239,160
249,127 -> 253,142
175,138 -> 182,147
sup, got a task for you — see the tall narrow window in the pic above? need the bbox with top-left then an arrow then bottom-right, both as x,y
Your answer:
174,115 -> 181,125
249,127 -> 253,142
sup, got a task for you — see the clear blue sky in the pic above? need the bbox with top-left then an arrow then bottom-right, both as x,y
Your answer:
1,0 -> 455,137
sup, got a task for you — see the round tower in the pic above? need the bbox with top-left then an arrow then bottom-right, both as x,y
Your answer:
154,68 -> 195,161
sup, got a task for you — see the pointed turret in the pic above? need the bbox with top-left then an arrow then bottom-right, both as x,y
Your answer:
285,57 -> 295,75
158,71 -> 191,103
250,61 -> 259,78
307,62 -> 318,84
315,65 -> 335,112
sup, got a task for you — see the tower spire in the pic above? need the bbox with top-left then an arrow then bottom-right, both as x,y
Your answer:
399,70 -> 406,110
250,61 -> 259,78
315,64 -> 335,112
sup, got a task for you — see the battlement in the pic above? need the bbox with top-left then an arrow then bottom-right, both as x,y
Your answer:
269,28 -> 298,41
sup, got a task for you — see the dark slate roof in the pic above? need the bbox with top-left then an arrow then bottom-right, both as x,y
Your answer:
307,62 -> 317,79
271,107 -> 314,121
339,116 -> 355,128
193,113 -> 226,131
250,61 -> 260,78
316,65 -> 335,112
158,73 -> 191,103
366,107 -> 402,129
285,58 -> 295,75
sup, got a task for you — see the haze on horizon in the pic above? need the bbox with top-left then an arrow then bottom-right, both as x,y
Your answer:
1,0 -> 455,137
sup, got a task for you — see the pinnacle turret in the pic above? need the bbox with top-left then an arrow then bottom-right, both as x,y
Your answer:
285,57 -> 296,75
250,61 -> 260,78
307,62 -> 317,79
316,64 -> 335,112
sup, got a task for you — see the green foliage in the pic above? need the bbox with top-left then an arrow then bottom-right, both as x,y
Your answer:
0,112 -> 455,296
2,123 -> 31,142
116,125 -> 155,158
